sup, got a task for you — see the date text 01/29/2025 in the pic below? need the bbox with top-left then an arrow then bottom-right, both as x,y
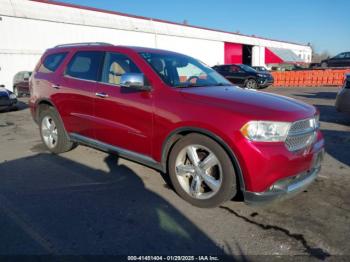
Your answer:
127,255 -> 220,261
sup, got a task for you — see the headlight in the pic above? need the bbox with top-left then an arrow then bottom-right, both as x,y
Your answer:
9,93 -> 17,99
257,74 -> 266,78
241,121 -> 291,142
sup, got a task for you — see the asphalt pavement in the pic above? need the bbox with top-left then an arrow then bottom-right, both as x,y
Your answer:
0,87 -> 349,260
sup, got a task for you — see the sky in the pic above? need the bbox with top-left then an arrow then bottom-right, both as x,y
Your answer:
57,0 -> 349,56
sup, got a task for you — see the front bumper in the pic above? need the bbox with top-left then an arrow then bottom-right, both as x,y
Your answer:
244,148 -> 324,204
257,77 -> 274,88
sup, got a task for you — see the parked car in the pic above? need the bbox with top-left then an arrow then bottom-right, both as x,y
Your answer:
212,64 -> 274,89
29,43 -> 324,207
13,71 -> 32,97
335,74 -> 350,114
252,66 -> 269,73
0,85 -> 17,111
321,52 -> 350,68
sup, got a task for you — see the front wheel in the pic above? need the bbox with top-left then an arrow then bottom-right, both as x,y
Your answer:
245,79 -> 258,89
168,134 -> 237,208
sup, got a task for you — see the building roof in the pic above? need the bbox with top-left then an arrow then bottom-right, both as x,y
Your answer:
31,0 -> 309,47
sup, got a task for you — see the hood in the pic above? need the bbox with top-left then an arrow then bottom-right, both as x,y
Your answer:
180,86 -> 316,122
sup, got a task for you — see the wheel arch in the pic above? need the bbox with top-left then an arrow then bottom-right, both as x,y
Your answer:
244,77 -> 257,85
161,127 -> 245,192
34,98 -> 59,123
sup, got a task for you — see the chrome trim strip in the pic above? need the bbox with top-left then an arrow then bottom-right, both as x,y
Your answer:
70,133 -> 164,172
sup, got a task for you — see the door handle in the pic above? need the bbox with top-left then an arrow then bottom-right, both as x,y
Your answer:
95,92 -> 109,98
51,84 -> 60,89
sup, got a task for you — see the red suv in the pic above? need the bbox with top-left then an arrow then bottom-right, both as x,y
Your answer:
29,43 -> 325,208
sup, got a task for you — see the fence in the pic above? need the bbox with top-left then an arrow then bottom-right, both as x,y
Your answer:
271,69 -> 350,87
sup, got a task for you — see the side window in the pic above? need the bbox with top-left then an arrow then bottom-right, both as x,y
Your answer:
334,53 -> 345,59
38,52 -> 67,73
345,52 -> 350,59
66,51 -> 104,81
218,66 -> 229,73
101,52 -> 141,85
230,65 -> 240,72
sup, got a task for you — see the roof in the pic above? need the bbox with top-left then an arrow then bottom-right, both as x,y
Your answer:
50,42 -> 188,55
268,47 -> 304,63
30,0 -> 309,47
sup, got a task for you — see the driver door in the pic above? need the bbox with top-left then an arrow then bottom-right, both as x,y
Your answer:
93,52 -> 153,156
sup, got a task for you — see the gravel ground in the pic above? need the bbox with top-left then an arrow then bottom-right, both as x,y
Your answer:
0,87 -> 349,260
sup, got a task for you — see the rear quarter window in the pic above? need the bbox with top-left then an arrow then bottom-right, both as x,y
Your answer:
38,52 -> 67,73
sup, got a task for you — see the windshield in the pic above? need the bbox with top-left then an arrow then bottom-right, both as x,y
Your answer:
256,67 -> 267,72
240,64 -> 257,73
139,52 -> 232,88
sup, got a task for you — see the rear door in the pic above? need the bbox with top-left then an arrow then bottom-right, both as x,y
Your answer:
93,51 -> 153,156
55,50 -> 104,138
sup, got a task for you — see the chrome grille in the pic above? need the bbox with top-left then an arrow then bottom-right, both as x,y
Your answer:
285,118 -> 317,151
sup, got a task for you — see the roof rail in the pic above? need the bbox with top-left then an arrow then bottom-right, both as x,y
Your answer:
54,42 -> 113,48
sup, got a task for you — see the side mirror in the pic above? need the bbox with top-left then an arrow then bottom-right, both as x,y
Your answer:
120,73 -> 151,91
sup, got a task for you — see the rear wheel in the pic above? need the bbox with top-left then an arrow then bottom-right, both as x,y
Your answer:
39,106 -> 76,154
321,62 -> 328,68
245,79 -> 258,89
168,133 -> 237,208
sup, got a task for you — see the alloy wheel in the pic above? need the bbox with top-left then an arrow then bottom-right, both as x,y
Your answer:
175,144 -> 223,200
41,116 -> 58,149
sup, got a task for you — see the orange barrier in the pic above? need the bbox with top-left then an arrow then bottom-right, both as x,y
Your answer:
271,69 -> 350,87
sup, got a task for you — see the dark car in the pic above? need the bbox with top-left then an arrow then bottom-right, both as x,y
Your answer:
321,52 -> 350,68
13,71 -> 32,97
29,43 -> 324,208
0,85 -> 17,111
212,64 -> 274,89
335,74 -> 350,114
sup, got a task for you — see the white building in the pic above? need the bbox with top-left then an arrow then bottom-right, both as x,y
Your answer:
0,0 -> 312,91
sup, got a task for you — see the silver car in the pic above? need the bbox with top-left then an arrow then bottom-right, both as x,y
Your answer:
336,74 -> 350,114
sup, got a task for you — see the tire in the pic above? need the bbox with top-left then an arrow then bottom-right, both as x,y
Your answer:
39,106 -> 76,154
245,79 -> 258,89
321,62 -> 328,68
168,133 -> 237,208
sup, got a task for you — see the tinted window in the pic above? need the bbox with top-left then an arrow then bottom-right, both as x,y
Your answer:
334,53 -> 345,59
240,64 -> 256,73
230,65 -> 241,72
66,51 -> 104,81
216,65 -> 230,72
101,52 -> 141,85
345,52 -> 350,58
38,52 -> 67,73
